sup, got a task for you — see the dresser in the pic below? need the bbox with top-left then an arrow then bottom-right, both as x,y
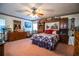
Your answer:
7,32 -> 27,41
74,32 -> 79,56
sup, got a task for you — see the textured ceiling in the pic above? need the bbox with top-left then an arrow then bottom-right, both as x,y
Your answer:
0,3 -> 79,20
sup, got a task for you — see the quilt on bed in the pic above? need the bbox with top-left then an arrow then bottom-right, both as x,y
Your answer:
31,33 -> 59,50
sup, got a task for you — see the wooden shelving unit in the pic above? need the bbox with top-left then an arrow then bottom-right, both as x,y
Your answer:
59,18 -> 69,44
38,21 -> 45,33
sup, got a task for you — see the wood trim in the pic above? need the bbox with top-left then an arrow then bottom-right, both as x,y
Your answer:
54,12 -> 79,17
0,12 -> 31,21
42,12 -> 79,19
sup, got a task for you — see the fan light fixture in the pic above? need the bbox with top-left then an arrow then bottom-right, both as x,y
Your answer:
29,14 -> 40,20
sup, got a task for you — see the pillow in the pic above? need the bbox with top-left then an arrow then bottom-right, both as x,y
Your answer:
52,30 -> 57,35
45,30 -> 54,34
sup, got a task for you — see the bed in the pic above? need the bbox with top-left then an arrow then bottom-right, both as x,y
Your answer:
31,33 -> 59,50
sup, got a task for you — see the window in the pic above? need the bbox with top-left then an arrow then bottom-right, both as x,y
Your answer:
0,19 -> 5,33
33,22 -> 38,33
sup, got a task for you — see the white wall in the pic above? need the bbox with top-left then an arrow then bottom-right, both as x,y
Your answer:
0,14 -> 25,31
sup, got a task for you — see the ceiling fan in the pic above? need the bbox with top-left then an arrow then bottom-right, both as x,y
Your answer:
16,7 -> 44,17
16,4 -> 54,17
30,7 -> 44,16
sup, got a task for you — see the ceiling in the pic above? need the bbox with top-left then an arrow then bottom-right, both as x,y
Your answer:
0,3 -> 79,20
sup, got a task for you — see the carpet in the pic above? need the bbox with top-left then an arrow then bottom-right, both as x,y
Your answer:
4,38 -> 74,56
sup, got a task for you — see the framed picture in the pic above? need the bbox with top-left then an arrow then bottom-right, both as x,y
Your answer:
13,20 -> 21,31
45,22 -> 59,30
24,21 -> 32,32
25,22 -> 32,28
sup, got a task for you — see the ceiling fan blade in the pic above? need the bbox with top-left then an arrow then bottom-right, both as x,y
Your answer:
39,8 -> 54,11
37,13 -> 44,16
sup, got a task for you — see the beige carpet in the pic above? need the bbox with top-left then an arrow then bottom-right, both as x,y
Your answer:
4,38 -> 74,56
55,43 -> 74,56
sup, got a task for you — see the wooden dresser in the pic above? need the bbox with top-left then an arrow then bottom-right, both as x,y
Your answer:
74,32 -> 79,56
7,32 -> 27,41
